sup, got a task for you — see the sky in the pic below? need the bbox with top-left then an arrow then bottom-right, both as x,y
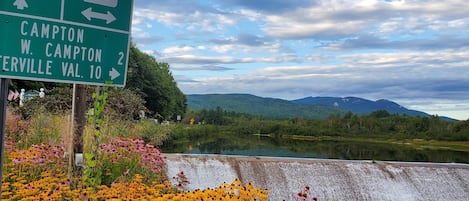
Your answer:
131,0 -> 469,120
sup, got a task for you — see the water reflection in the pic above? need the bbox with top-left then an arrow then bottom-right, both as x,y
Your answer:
161,133 -> 469,164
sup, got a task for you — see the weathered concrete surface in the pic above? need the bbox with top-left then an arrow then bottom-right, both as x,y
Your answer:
166,154 -> 469,201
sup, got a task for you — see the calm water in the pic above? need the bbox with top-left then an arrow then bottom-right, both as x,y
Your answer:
161,133 -> 469,164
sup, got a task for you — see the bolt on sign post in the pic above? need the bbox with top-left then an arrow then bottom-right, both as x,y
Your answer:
0,0 -> 133,188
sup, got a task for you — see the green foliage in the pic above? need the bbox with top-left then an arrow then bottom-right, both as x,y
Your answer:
84,86 -> 108,189
126,44 -> 187,120
370,110 -> 391,118
198,106 -> 229,125
99,118 -> 135,139
105,88 -> 148,120
137,120 -> 172,145
96,118 -> 173,147
13,86 -> 148,121
12,87 -> 73,119
185,107 -> 469,141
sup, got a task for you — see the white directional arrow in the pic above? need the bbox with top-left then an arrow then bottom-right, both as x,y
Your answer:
109,68 -> 120,80
84,0 -> 118,8
81,8 -> 116,24
13,0 -> 28,10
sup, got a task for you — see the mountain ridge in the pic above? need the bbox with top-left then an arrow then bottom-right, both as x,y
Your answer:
187,93 -> 345,119
187,94 -> 456,121
292,96 -> 422,115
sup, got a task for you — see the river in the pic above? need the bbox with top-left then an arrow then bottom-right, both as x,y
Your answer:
161,133 -> 469,163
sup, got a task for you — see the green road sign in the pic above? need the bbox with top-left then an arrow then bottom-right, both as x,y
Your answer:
0,0 -> 133,86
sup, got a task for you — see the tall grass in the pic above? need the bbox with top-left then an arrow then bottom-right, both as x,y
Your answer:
6,108 -> 69,149
98,117 -> 172,146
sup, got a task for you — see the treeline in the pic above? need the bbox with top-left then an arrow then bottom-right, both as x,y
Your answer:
184,108 -> 469,141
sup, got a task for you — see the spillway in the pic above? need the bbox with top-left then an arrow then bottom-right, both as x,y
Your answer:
166,154 -> 469,201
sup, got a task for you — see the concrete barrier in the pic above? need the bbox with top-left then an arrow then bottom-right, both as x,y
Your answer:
166,154 -> 469,201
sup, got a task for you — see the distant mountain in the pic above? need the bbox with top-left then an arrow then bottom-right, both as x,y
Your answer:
292,96 -> 427,116
293,96 -> 457,121
187,94 -> 456,120
187,94 -> 345,119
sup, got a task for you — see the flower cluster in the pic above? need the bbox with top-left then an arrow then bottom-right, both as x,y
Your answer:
152,179 -> 269,201
8,144 -> 65,167
2,142 -> 269,200
173,171 -> 190,190
100,137 -> 166,173
98,137 -> 167,185
5,114 -> 30,144
295,185 -> 318,201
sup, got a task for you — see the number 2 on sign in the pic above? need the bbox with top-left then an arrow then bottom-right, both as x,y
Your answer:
117,52 -> 124,65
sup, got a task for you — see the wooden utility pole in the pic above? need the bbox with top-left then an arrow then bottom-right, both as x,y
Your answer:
73,84 -> 87,155
70,84 -> 87,177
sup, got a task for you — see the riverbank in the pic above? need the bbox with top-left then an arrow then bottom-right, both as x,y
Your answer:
279,135 -> 469,152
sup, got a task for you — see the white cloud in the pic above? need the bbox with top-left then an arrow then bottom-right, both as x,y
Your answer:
132,0 -> 469,119
264,20 -> 365,39
131,27 -> 150,38
133,7 -> 238,34
141,50 -> 155,56
210,42 -> 282,54
162,46 -> 195,55
341,50 -> 469,67
171,65 -> 233,71
236,9 -> 263,21
162,55 -> 299,64
260,0 -> 469,39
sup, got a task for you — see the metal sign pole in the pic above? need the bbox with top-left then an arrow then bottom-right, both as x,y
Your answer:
68,84 -> 77,179
0,78 -> 10,199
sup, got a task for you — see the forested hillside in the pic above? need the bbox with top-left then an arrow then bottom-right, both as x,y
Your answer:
187,94 -> 454,120
292,96 -> 428,116
188,94 -> 345,119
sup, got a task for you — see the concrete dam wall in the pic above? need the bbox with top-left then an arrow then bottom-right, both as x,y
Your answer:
166,154 -> 469,201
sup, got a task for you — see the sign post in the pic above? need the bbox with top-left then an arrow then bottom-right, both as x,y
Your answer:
0,78 -> 9,197
0,0 -> 133,191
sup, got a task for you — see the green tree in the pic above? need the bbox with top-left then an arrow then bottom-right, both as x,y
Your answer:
370,110 -> 390,118
126,44 -> 187,120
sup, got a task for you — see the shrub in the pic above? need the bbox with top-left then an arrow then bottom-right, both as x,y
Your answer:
12,87 -> 147,121
98,137 -> 167,185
